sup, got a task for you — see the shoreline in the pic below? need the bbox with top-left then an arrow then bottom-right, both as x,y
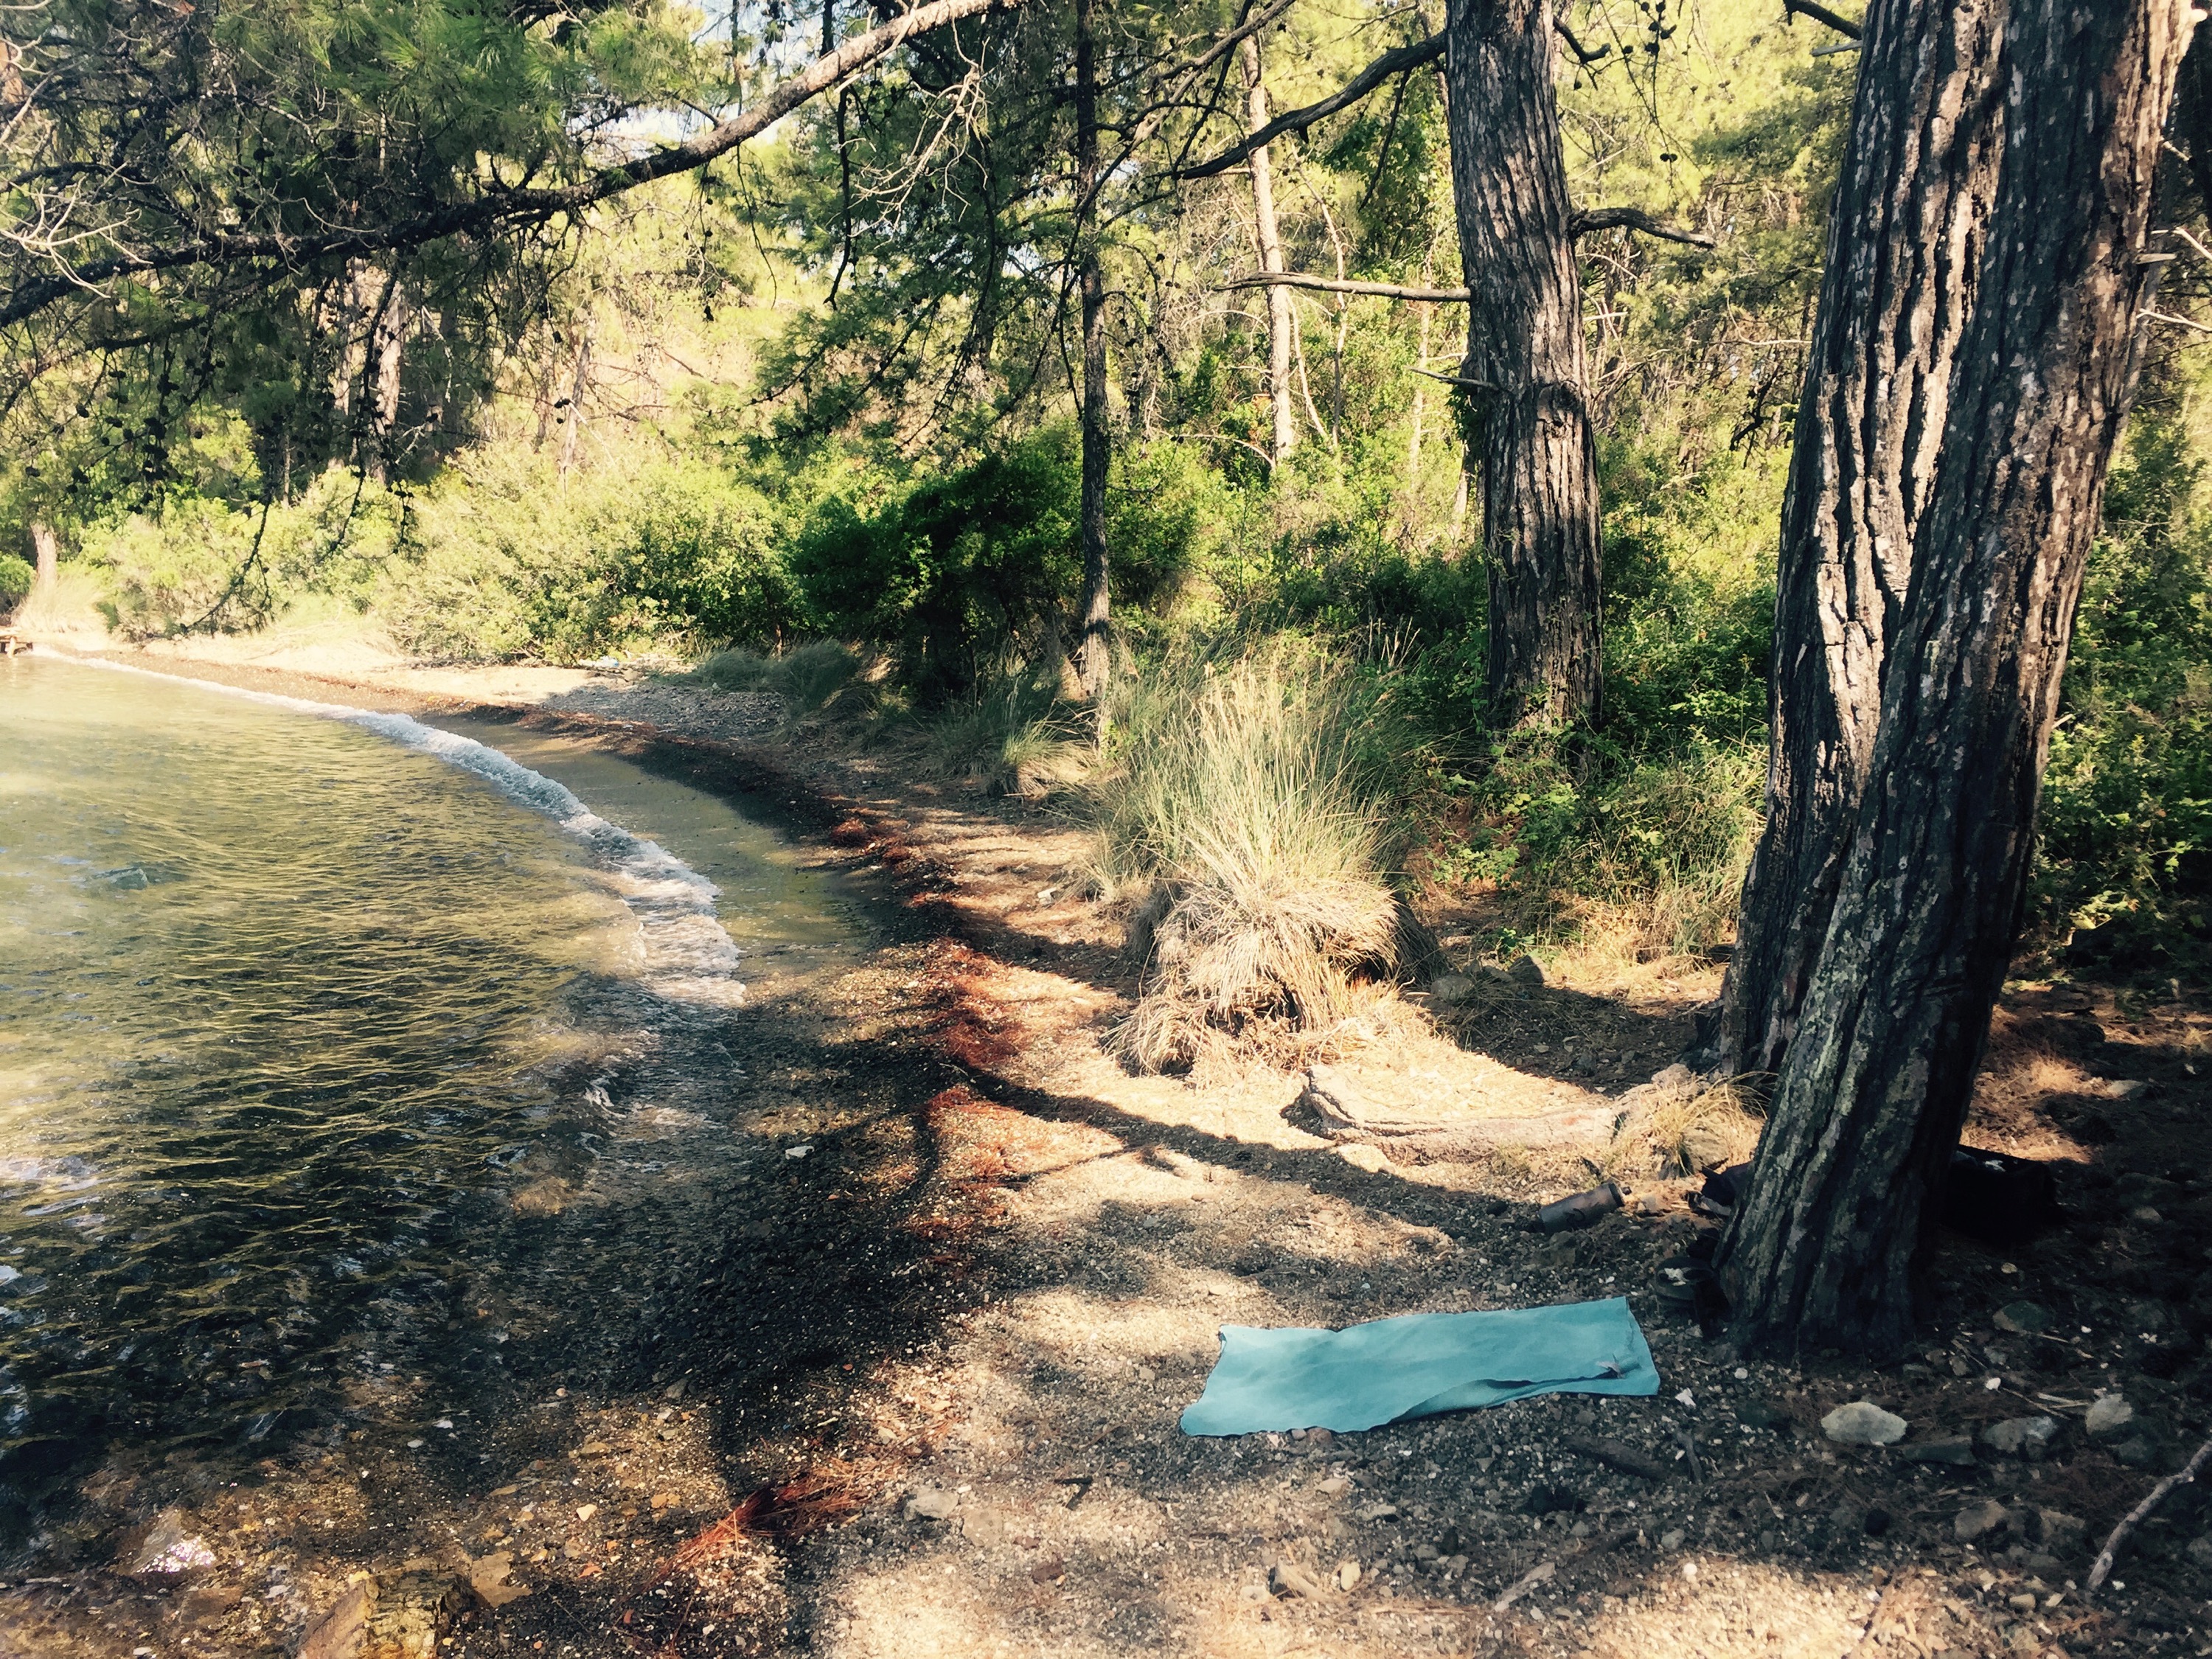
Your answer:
4,631 -> 2207,1657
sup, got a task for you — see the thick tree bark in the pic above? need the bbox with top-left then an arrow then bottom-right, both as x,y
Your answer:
1717,0 -> 2006,1079
1240,39 -> 1298,466
1717,0 -> 2191,1361
1073,0 -> 1112,726
1442,0 -> 1601,728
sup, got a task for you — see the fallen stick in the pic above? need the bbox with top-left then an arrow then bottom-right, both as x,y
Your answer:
2087,1437 -> 2212,1593
1563,1435 -> 1674,1482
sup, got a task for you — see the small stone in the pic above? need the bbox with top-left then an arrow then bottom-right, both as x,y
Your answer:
1270,1559 -> 1325,1599
1318,1476 -> 1351,1497
574,1504 -> 597,1523
785,1144 -> 813,1160
2115,1436 -> 2157,1467
1954,1500 -> 2013,1543
1338,1144 -> 1391,1174
1822,1401 -> 1907,1447
2130,1206 -> 2163,1224
1335,1559 -> 1362,1592
1994,1301 -> 2053,1335
2186,1535 -> 2212,1569
1901,1436 -> 1978,1467
127,1509 -> 216,1576
2085,1394 -> 2135,1436
1507,954 -> 1545,987
1981,1417 -> 2059,1459
1428,974 -> 1475,1006
1356,1503 -> 1399,1523
1630,1191 -> 1669,1217
2008,1592 -> 2038,1614
903,1489 -> 957,1522
467,1552 -> 529,1610
1660,1529 -> 1685,1551
650,1492 -> 677,1512
2033,1509 -> 2087,1551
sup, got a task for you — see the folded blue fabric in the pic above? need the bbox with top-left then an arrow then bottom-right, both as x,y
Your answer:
1179,1295 -> 1659,1436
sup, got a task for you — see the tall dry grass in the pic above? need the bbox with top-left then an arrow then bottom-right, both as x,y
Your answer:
1088,639 -> 1425,1072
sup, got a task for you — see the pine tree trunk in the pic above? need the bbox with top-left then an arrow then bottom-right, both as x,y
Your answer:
1442,0 -> 1601,728
1241,39 -> 1297,467
369,281 -> 410,486
1717,0 -> 2007,1079
29,521 -> 58,599
1074,0 -> 1112,727
1717,0 -> 2192,1361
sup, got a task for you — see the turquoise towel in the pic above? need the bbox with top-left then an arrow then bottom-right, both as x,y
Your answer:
1179,1295 -> 1659,1436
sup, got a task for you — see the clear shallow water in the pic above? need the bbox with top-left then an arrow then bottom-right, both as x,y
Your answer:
0,657 -> 852,1523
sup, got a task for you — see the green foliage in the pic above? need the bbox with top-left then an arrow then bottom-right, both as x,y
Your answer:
0,553 -> 31,613
2039,392 -> 2212,943
685,641 -> 867,725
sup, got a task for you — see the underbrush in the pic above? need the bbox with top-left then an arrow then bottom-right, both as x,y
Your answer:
685,640 -> 869,726
1087,637 -> 1430,1073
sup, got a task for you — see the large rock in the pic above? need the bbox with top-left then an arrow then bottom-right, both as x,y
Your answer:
1821,1402 -> 1907,1447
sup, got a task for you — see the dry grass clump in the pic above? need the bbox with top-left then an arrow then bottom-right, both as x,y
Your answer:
1616,1077 -> 1766,1178
914,665 -> 1093,797
685,640 -> 869,728
1088,639 -> 1420,1073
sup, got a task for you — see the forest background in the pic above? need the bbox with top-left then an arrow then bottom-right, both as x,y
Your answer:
1,0 -> 2205,981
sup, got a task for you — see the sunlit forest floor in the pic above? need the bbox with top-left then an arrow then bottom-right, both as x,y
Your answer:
3,637 -> 2207,1659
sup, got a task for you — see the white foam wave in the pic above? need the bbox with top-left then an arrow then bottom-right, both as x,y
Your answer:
60,655 -> 745,1006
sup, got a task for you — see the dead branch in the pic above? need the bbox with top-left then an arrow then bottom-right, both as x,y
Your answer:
1223,271 -> 1470,301
1180,32 -> 1444,178
2088,1438 -> 2212,1593
1783,0 -> 1863,41
1569,205 -> 1717,249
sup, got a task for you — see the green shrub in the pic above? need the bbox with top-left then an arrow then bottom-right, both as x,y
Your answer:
2037,401 -> 2212,947
0,552 -> 30,613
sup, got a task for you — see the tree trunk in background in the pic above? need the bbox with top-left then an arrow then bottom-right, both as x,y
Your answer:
29,521 -> 57,591
1716,0 -> 2191,1361
1074,0 -> 1112,729
1717,0 -> 2006,1080
368,280 -> 410,484
557,319 -> 594,479
1240,39 -> 1297,467
1442,0 -> 1601,728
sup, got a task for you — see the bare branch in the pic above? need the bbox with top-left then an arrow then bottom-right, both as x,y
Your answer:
1556,21 -> 1612,65
1180,32 -> 1444,180
1224,271 -> 1470,302
1782,0 -> 1863,41
1569,205 -> 1717,249
2089,1439 -> 2212,1593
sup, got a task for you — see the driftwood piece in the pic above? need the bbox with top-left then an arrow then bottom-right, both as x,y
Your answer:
1300,1063 -> 1620,1162
2087,1437 -> 2212,1593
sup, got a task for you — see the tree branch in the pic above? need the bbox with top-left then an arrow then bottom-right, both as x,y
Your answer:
1556,21 -> 1612,65
1782,0 -> 1863,41
1223,271 -> 1470,301
1569,205 -> 1717,249
2089,1439 -> 2212,1593
1180,32 -> 1444,179
0,0 -> 1024,333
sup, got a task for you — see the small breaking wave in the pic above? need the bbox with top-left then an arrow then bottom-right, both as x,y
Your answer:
66,658 -> 745,1006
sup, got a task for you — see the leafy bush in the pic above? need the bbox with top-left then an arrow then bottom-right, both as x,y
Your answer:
0,553 -> 30,613
790,429 -> 1207,703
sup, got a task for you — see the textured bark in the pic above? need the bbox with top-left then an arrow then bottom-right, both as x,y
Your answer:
1241,40 -> 1297,465
1073,0 -> 1112,721
29,520 -> 57,591
1717,0 -> 2006,1079
369,282 -> 410,484
1442,0 -> 1601,728
1717,0 -> 2191,1360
